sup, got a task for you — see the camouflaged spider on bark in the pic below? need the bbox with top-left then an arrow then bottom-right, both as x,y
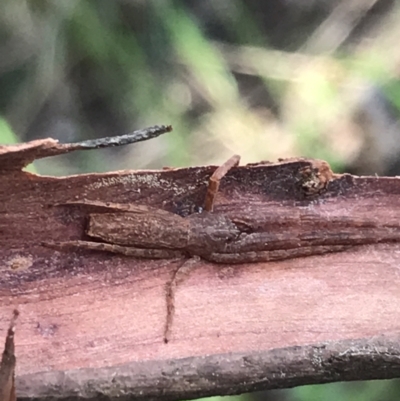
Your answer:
45,155 -> 242,262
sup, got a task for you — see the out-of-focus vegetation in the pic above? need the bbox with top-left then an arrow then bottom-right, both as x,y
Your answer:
1,1 -> 400,400
2,0 -> 400,176
0,117 -> 17,144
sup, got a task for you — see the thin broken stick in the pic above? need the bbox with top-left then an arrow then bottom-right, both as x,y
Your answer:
0,125 -> 173,172
69,125 -> 173,149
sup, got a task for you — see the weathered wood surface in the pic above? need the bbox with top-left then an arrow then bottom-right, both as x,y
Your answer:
1,139 -> 400,400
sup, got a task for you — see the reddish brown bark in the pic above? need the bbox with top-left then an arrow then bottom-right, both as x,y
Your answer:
1,139 -> 400,400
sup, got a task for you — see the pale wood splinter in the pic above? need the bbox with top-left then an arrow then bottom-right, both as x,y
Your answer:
204,155 -> 241,212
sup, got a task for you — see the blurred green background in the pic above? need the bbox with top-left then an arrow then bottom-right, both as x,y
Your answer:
2,1 -> 400,400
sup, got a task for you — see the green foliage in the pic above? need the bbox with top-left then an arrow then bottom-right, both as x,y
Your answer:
0,117 -> 18,144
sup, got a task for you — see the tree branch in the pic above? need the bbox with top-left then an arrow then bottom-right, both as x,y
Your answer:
1,136 -> 400,400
